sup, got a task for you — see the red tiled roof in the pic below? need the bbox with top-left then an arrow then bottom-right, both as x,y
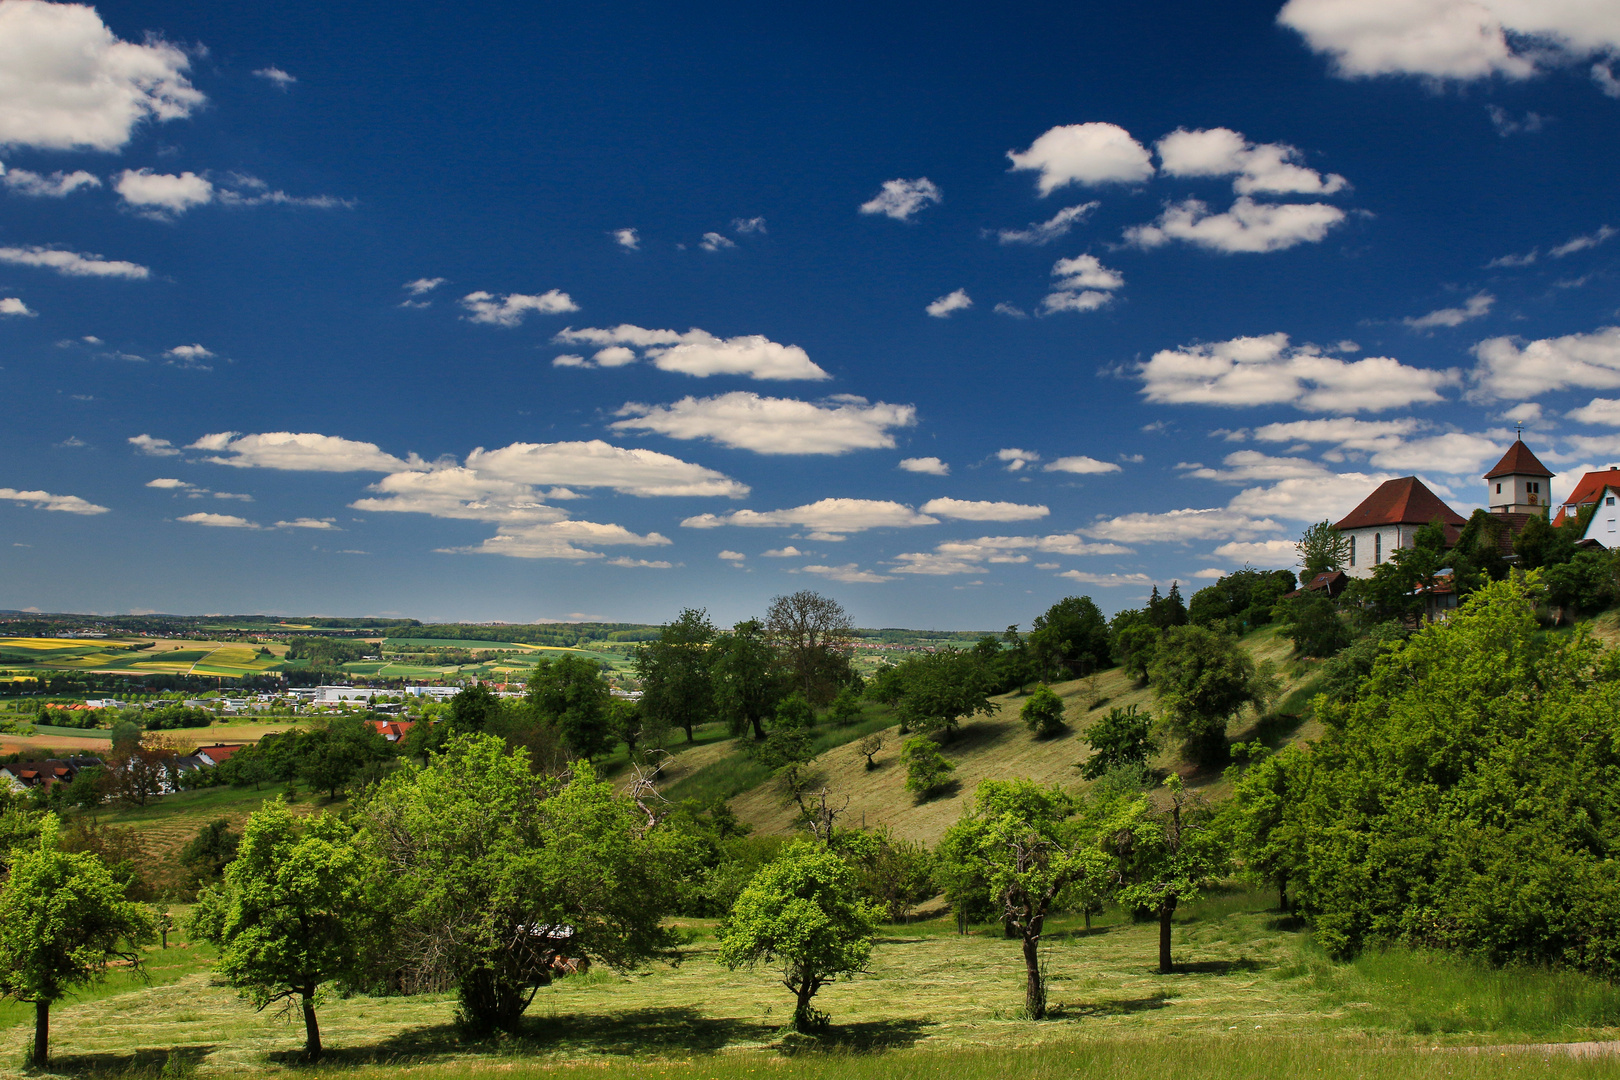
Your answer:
1335,476 -> 1467,531
1484,439 -> 1554,479
196,744 -> 246,764
1553,470 -> 1620,526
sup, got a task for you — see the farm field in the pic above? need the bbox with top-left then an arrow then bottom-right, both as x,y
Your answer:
2,890 -> 1617,1078
0,636 -> 286,678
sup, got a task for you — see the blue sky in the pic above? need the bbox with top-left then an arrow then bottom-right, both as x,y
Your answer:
3,0 -> 1619,628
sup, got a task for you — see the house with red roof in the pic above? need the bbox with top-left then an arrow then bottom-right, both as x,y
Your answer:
367,718 -> 417,742
1554,467 -> 1620,528
1335,476 -> 1467,579
195,744 -> 247,767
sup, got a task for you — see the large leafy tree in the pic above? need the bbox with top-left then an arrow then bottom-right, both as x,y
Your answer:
0,816 -> 155,1067
942,779 -> 1111,1019
766,590 -> 856,707
1029,595 -> 1111,680
887,649 -> 999,738
717,840 -> 879,1033
362,735 -> 680,1034
297,715 -> 395,799
210,803 -> 374,1060
528,654 -> 616,759
1292,577 -> 1620,974
636,608 -> 718,743
1149,625 -> 1276,766
1104,775 -> 1226,973
1222,745 -> 1309,911
710,618 -> 785,740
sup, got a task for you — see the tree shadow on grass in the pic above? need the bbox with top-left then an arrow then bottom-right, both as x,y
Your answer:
44,1044 -> 216,1078
1169,958 -> 1265,976
792,1017 -> 935,1052
1057,993 -> 1173,1019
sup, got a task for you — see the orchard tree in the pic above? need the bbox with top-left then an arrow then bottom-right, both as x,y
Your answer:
636,608 -> 717,743
943,779 -> 1111,1019
717,841 -> 879,1033
297,715 -> 394,799
0,816 -> 155,1067
528,654 -> 616,759
211,803 -> 374,1060
847,828 -> 935,922
1079,704 -> 1158,781
1297,520 -> 1351,579
1149,626 -> 1277,766
1104,775 -> 1226,973
1029,596 -> 1111,681
900,736 -> 955,800
888,650 -> 999,738
710,618 -> 785,740
1223,744 -> 1309,911
766,590 -> 856,707
1020,685 -> 1067,738
362,735 -> 681,1034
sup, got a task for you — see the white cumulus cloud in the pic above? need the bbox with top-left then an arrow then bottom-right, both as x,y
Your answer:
1125,196 -> 1347,253
114,168 -> 212,215
1405,291 -> 1494,329
553,324 -> 828,380
998,448 -> 1040,472
1140,332 -> 1456,412
859,178 -> 942,221
682,498 -> 937,537
891,533 -> 1131,575
192,431 -> 414,473
1210,539 -> 1302,567
0,296 -> 35,316
460,289 -> 578,327
441,520 -> 672,560
1278,0 -> 1620,82
612,228 -> 639,250
0,487 -> 109,514
899,456 -> 949,476
177,511 -> 256,528
920,497 -> 1050,522
926,289 -> 972,318
129,434 -> 178,456
1042,253 -> 1124,315
254,66 -> 295,88
1007,122 -> 1154,194
1471,326 -> 1620,399
0,0 -> 204,151
402,277 -> 444,296
0,245 -> 148,279
1058,570 -> 1154,586
995,202 -> 1099,245
699,232 -> 736,251
612,393 -> 916,455
1084,507 -> 1284,543
1156,127 -> 1348,195
467,440 -> 747,498
801,563 -> 893,584
1,166 -> 100,197
1045,455 -> 1121,475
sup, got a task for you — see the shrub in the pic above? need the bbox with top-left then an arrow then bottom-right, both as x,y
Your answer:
1020,685 -> 1066,738
900,736 -> 955,800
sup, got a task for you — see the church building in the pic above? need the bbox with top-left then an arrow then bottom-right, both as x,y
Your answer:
1334,435 -> 1555,580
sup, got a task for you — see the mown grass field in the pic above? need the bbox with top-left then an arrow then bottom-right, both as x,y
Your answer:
3,889 -> 1619,1078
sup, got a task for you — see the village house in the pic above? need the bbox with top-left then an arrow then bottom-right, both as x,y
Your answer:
1579,486 -> 1620,548
0,756 -> 105,793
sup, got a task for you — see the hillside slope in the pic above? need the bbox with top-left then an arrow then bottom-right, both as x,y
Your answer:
729,626 -> 1316,846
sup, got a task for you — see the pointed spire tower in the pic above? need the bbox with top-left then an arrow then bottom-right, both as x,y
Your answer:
1484,429 -> 1554,515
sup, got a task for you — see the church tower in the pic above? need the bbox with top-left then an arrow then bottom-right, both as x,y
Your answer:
1484,434 -> 1554,516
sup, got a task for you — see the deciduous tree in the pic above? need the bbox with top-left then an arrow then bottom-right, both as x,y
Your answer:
1149,626 -> 1276,766
528,654 -> 616,759
211,803 -> 374,1060
636,608 -> 717,743
0,816 -> 155,1067
1104,775 -> 1226,973
362,735 -> 680,1034
1020,684 -> 1067,738
943,779 -> 1111,1018
717,840 -> 879,1033
766,591 -> 856,707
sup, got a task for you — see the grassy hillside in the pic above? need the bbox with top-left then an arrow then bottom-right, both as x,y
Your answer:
728,625 -> 1321,846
